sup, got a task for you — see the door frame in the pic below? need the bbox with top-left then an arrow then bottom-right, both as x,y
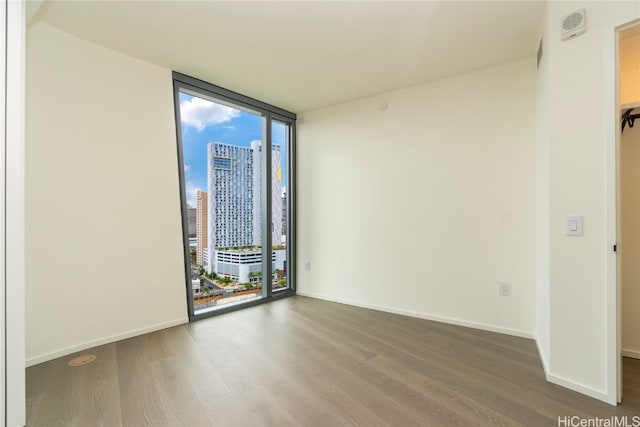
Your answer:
3,0 -> 27,424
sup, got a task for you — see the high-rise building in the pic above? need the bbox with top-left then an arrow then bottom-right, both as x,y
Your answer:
195,190 -> 207,267
187,207 -> 197,237
281,188 -> 287,237
206,141 -> 283,274
250,140 -> 283,247
207,142 -> 254,253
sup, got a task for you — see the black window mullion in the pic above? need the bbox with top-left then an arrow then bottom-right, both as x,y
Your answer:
262,113 -> 273,299
288,120 -> 296,293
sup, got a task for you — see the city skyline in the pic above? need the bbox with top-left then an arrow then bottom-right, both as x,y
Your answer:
179,92 -> 288,208
178,90 -> 290,304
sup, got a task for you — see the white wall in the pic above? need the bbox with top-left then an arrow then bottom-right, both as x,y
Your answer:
621,124 -> 640,359
26,22 -> 188,365
537,1 -> 640,404
297,58 -> 536,338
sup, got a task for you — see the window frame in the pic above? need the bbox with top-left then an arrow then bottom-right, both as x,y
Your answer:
172,72 -> 297,321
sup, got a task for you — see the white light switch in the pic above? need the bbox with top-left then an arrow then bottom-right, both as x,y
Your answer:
565,215 -> 583,236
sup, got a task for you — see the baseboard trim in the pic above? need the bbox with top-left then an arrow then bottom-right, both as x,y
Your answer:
622,348 -> 640,359
546,373 -> 614,405
26,317 -> 189,367
296,291 -> 534,339
535,338 -> 550,374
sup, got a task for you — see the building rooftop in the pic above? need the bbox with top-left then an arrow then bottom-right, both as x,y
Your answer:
217,245 -> 286,253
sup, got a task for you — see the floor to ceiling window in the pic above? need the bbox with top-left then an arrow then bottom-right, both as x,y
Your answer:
173,72 -> 296,319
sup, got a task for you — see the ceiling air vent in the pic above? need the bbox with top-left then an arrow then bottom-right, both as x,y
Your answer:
561,9 -> 586,41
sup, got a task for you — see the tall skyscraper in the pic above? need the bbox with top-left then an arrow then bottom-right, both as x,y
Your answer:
195,190 -> 208,267
206,141 -> 282,273
187,207 -> 197,237
281,188 -> 287,237
250,140 -> 283,247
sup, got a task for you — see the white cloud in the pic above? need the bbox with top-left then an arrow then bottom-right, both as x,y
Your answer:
185,181 -> 201,208
180,97 -> 240,131
184,164 -> 191,173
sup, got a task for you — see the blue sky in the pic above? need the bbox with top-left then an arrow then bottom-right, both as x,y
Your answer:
179,92 -> 287,207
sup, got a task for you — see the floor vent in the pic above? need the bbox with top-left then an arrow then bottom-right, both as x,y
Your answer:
67,354 -> 96,367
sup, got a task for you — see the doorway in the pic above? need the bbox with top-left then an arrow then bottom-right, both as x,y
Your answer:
618,20 -> 640,403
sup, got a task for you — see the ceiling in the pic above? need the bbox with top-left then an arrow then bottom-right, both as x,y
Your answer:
31,1 -> 545,113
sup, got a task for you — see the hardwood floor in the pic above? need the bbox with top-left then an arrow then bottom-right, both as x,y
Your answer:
26,296 -> 640,426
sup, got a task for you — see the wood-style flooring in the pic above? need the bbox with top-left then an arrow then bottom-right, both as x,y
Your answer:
26,296 -> 640,426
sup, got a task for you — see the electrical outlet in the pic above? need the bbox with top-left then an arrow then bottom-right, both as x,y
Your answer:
498,282 -> 511,296
305,261 -> 311,271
